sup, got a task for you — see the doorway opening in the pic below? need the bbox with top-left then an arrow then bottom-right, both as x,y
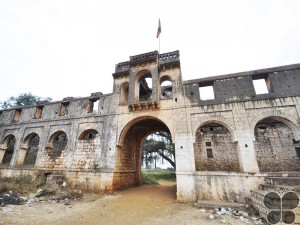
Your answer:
113,117 -> 176,190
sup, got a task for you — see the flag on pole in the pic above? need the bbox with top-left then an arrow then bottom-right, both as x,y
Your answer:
156,19 -> 161,38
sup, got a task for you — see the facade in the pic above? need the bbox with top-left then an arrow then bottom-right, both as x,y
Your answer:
1,50 -> 300,202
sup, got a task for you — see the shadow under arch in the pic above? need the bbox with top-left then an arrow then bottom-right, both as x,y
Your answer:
113,116 -> 173,190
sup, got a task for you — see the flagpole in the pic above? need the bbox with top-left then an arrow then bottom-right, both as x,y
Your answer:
159,35 -> 160,55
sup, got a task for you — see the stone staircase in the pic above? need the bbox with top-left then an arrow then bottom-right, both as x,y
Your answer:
250,176 -> 300,224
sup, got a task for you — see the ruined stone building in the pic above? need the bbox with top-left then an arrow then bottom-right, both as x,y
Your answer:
1,50 -> 300,202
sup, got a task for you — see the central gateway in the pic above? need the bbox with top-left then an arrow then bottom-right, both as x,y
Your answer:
113,117 -> 172,189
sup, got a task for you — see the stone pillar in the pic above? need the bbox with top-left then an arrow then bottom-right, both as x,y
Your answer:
233,108 -> 259,173
0,145 -> 7,164
15,147 -> 27,166
235,132 -> 259,173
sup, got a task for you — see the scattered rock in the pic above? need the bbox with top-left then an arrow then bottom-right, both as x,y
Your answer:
199,208 -> 206,213
35,189 -> 55,198
208,214 -> 214,219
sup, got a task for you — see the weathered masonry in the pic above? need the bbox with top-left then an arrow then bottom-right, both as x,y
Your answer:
1,50 -> 300,202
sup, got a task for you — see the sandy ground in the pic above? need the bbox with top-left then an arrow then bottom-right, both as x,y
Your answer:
1,180 -> 263,225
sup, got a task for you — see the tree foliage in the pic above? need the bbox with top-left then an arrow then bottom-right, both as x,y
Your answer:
0,93 -> 52,109
142,132 -> 175,169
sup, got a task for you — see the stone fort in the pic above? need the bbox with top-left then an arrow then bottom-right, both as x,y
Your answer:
1,50 -> 300,202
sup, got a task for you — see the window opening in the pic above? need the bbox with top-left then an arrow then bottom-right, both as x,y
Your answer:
160,79 -> 172,100
59,102 -> 70,116
207,149 -> 213,158
88,99 -> 99,113
252,75 -> 270,95
34,106 -> 43,119
12,109 -> 22,123
199,82 -> 215,100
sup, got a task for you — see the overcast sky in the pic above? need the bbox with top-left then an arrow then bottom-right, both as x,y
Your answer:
0,0 -> 300,102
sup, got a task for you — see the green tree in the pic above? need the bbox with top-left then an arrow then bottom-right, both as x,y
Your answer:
142,132 -> 175,169
0,93 -> 52,109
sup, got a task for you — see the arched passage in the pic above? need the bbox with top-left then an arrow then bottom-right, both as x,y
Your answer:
0,134 -> 16,165
254,117 -> 300,171
17,133 -> 40,166
113,117 -> 173,190
194,123 -> 240,171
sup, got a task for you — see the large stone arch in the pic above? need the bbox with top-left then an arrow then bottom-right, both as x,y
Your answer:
113,116 -> 173,190
194,121 -> 240,172
253,116 -> 300,172
0,134 -> 16,165
41,130 -> 68,169
249,110 -> 300,141
193,116 -> 236,142
72,129 -> 101,170
16,132 -> 40,166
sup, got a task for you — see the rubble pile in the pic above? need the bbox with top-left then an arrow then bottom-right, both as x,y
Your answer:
199,206 -> 264,224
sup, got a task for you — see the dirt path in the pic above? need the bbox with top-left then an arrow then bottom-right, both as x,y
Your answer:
1,181 -> 254,225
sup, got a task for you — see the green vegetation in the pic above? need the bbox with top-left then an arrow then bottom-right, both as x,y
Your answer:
142,132 -> 175,169
142,169 -> 176,185
0,92 -> 52,109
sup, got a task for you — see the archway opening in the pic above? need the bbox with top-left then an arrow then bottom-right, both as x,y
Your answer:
42,131 -> 68,168
113,117 -> 175,190
74,129 -> 101,170
160,77 -> 172,100
136,71 -> 152,102
254,117 -> 300,171
22,133 -> 40,166
194,123 -> 240,171
1,135 -> 16,165
119,82 -> 129,106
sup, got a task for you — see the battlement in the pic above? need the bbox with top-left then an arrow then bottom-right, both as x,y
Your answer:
113,50 -> 180,78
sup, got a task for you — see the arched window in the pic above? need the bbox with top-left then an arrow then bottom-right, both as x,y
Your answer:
160,76 -> 172,100
135,71 -> 152,102
18,133 -> 40,166
254,117 -> 300,171
194,123 -> 240,172
0,135 -> 16,165
78,129 -> 99,140
46,131 -> 68,159
119,82 -> 129,105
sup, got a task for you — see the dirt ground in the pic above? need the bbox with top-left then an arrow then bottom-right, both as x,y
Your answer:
1,180 -> 261,225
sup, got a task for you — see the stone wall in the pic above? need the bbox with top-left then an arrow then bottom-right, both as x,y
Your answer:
254,119 -> 300,171
194,123 -> 240,171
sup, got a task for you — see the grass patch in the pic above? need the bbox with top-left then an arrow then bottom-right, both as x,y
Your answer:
142,169 -> 176,185
0,176 -> 36,195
